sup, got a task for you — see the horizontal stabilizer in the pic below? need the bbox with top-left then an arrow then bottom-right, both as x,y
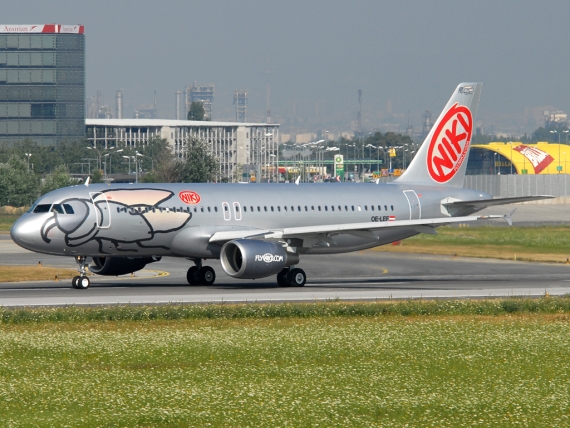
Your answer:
444,195 -> 555,211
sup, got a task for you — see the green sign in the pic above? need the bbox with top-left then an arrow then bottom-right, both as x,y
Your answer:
334,154 -> 344,178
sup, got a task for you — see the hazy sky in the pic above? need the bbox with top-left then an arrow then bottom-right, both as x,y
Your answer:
4,0 -> 570,133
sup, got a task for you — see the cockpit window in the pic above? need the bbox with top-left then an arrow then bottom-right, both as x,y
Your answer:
51,204 -> 65,214
63,204 -> 75,214
33,204 -> 52,213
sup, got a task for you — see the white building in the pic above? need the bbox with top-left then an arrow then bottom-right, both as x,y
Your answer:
86,119 -> 279,182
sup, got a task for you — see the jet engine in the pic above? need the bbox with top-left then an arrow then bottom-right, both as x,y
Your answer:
220,239 -> 300,279
89,256 -> 161,276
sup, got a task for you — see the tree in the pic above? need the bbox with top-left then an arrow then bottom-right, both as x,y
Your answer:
139,137 -> 185,183
0,156 -> 40,207
41,165 -> 75,195
187,102 -> 206,121
182,136 -> 219,183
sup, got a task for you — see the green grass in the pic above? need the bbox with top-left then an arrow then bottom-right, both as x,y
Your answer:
0,300 -> 570,426
376,225 -> 570,262
0,214 -> 18,234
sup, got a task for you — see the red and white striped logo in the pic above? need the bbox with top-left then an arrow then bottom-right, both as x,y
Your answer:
388,215 -> 396,222
427,103 -> 473,183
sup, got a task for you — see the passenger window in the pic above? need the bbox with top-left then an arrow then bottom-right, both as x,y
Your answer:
311,206 -> 314,211
338,205 -> 342,211
391,205 -> 394,211
224,205 -> 229,212
364,205 -> 368,211
331,206 -> 334,211
371,205 -> 374,211
257,206 -> 261,212
284,206 -> 287,211
345,205 -> 348,211
304,206 -> 307,211
384,205 -> 388,211
117,207 -> 120,213
215,207 -> 218,212
207,207 -> 211,212
201,207 -> 204,212
236,205 -> 240,212
271,206 -> 274,212
351,205 -> 355,211
63,204 -> 74,214
264,206 -> 267,212
324,206 -> 327,211
277,206 -> 281,212
194,207 -> 197,212
358,206 -> 362,211
244,206 -> 247,212
292,206 -> 295,212
250,206 -> 253,212
318,206 -> 321,211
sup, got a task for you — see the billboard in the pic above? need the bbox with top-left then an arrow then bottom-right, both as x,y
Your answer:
0,25 -> 84,34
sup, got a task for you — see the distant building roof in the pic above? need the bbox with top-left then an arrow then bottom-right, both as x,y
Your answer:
86,119 -> 278,128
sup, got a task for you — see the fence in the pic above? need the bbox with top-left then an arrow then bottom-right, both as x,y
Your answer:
376,174 -> 570,198
464,175 -> 570,198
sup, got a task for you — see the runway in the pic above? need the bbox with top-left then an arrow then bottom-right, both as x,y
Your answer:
1,233 -> 569,306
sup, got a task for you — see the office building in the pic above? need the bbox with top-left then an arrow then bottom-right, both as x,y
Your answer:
0,24 -> 85,145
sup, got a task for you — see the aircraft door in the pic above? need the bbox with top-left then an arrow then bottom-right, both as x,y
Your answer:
233,202 -> 242,221
222,202 -> 231,221
403,190 -> 421,220
89,192 -> 112,229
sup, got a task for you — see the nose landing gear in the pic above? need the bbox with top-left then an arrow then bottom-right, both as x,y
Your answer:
72,256 -> 91,289
187,259 -> 216,286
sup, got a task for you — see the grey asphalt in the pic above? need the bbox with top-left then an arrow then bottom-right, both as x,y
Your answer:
0,203 -> 568,307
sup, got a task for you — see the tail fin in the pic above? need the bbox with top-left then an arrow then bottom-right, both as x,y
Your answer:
395,82 -> 482,187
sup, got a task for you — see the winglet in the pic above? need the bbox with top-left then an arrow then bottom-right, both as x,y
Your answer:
295,176 -> 300,185
84,177 -> 91,187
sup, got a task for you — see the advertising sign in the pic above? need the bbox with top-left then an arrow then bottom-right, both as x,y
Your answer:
334,154 -> 344,179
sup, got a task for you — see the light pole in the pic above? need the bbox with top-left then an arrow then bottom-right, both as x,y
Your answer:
122,155 -> 132,176
24,153 -> 32,171
87,146 -> 102,170
551,130 -> 563,173
136,152 -> 154,173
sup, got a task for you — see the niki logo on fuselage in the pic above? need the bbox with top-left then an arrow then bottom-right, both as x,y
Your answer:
427,103 -> 473,183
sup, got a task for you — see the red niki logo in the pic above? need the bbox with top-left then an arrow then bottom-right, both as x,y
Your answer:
427,103 -> 473,183
178,191 -> 201,205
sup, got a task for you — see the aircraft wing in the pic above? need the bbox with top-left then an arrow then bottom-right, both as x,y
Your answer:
208,213 -> 511,245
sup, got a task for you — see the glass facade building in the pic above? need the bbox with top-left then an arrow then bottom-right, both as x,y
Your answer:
0,25 -> 85,145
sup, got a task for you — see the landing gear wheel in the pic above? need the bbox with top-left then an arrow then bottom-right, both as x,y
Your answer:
76,276 -> 90,289
277,268 -> 290,287
72,276 -> 80,289
288,268 -> 306,287
198,266 -> 216,286
187,266 -> 199,285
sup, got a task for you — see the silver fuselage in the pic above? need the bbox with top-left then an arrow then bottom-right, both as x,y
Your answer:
10,182 -> 490,259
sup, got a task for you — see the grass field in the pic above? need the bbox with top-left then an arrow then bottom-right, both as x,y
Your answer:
0,214 -> 19,234
0,300 -> 570,426
0,265 -> 77,282
376,225 -> 570,263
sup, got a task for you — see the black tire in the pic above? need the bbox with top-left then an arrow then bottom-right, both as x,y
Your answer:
277,268 -> 290,287
198,266 -> 216,286
287,268 -> 306,287
76,276 -> 90,289
72,276 -> 80,289
187,266 -> 199,285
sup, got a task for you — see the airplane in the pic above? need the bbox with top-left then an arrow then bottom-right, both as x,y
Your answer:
10,82 -> 552,289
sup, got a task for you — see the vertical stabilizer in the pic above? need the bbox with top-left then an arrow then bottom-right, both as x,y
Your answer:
395,82 -> 482,187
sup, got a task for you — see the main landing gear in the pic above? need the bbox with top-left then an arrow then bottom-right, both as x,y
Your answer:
72,256 -> 91,289
187,259 -> 216,286
277,267 -> 306,287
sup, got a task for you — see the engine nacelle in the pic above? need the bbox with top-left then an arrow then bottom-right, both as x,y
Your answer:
220,240 -> 299,279
89,256 -> 161,276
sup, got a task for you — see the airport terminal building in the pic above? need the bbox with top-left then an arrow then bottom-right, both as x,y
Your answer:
86,119 -> 280,182
0,25 -> 85,145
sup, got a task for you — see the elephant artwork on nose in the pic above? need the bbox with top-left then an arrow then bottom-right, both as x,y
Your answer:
40,188 -> 192,255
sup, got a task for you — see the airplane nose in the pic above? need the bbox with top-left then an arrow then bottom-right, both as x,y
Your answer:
10,216 -> 38,250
